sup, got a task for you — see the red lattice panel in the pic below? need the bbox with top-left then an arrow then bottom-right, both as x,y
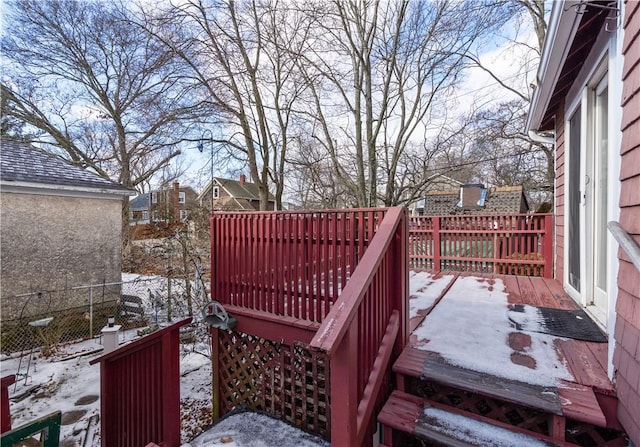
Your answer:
216,331 -> 330,439
407,377 -> 550,434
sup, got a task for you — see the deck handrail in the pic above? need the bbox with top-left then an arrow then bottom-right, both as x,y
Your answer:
211,208 -> 387,324
90,318 -> 191,447
409,213 -> 553,277
309,206 -> 408,446
608,221 -> 640,272
310,206 -> 406,353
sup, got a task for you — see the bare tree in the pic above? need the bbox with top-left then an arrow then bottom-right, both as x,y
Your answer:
290,0 -> 512,207
1,0 -> 205,245
144,0 -> 313,210
457,0 -> 552,209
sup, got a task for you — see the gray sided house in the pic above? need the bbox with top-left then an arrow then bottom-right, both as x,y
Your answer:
0,138 -> 134,322
198,174 -> 276,211
129,182 -> 199,225
422,185 -> 529,216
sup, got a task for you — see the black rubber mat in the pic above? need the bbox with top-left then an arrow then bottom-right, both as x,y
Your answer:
508,304 -> 607,343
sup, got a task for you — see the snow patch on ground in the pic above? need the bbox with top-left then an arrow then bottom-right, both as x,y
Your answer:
412,276 -> 573,386
409,271 -> 454,318
184,411 -> 330,447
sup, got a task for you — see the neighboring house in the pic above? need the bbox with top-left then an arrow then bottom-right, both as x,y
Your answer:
526,0 -> 639,443
406,174 -> 462,215
198,175 -> 276,211
130,182 -> 198,225
421,184 -> 529,215
129,193 -> 150,224
0,138 -> 135,320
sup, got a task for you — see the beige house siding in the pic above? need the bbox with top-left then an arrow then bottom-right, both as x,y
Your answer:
613,1 -> 640,442
0,193 -> 123,320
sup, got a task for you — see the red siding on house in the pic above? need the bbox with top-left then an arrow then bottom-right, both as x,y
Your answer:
615,1 -> 640,443
555,103 -> 566,282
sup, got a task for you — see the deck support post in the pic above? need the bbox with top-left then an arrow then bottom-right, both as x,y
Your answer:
330,321 -> 359,446
550,414 -> 566,441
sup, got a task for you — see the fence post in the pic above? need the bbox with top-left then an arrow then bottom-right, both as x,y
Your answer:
89,287 -> 94,339
543,214 -> 554,278
433,216 -> 441,273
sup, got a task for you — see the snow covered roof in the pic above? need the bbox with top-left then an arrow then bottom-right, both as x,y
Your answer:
0,137 -> 135,196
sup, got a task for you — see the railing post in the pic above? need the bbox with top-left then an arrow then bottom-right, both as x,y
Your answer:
543,214 -> 554,278
433,216 -> 441,273
330,321 -> 358,446
1,375 -> 15,434
394,209 -> 409,354
161,331 -> 181,446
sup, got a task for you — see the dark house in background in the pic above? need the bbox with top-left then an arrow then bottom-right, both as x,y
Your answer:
129,182 -> 198,225
129,193 -> 150,224
422,185 -> 529,216
198,175 -> 276,211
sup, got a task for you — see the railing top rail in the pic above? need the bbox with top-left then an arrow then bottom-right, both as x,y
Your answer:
608,221 -> 640,272
409,213 -> 552,219
90,317 -> 192,365
211,207 -> 390,217
309,207 -> 405,354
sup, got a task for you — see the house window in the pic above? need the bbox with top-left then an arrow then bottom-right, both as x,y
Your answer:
151,192 -> 158,204
212,186 -> 220,199
152,211 -> 158,221
142,211 -> 149,221
180,210 -> 188,221
179,191 -> 186,204
457,184 -> 487,209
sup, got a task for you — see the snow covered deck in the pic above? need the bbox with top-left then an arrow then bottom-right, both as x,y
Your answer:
398,272 -> 618,436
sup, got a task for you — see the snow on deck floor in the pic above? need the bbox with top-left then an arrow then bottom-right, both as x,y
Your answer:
420,406 -> 553,447
409,271 -> 455,318
411,273 -> 573,387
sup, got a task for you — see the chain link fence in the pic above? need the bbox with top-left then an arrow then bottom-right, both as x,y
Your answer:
0,274 -> 211,356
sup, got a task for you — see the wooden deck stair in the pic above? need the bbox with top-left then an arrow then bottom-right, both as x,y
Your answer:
377,274 -> 627,447
379,390 -> 580,447
379,346 -> 622,446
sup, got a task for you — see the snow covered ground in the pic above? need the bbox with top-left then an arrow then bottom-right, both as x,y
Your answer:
1,324 -> 213,446
1,271 -> 575,446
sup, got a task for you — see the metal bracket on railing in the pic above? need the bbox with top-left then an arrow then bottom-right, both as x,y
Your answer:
201,301 -> 237,331
607,221 -> 640,272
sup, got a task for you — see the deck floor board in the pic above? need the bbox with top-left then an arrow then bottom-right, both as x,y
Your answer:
405,272 -> 615,427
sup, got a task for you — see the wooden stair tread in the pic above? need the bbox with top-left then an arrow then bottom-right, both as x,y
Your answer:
558,382 -> 607,427
394,347 -> 561,414
379,390 -> 578,447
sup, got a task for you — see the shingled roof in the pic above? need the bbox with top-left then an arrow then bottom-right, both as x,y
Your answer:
0,138 -> 134,195
423,185 -> 529,215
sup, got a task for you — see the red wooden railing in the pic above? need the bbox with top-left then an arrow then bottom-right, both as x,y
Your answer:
1,375 -> 15,433
409,213 -> 553,277
310,207 -> 408,446
210,207 -> 408,446
89,318 -> 191,447
211,208 -> 386,323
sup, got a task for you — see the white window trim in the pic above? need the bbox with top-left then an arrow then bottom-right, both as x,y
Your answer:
212,186 -> 220,199
562,37 -> 623,381
179,191 -> 186,204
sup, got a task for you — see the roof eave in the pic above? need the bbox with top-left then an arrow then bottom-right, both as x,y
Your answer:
0,180 -> 136,197
526,0 -> 583,132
